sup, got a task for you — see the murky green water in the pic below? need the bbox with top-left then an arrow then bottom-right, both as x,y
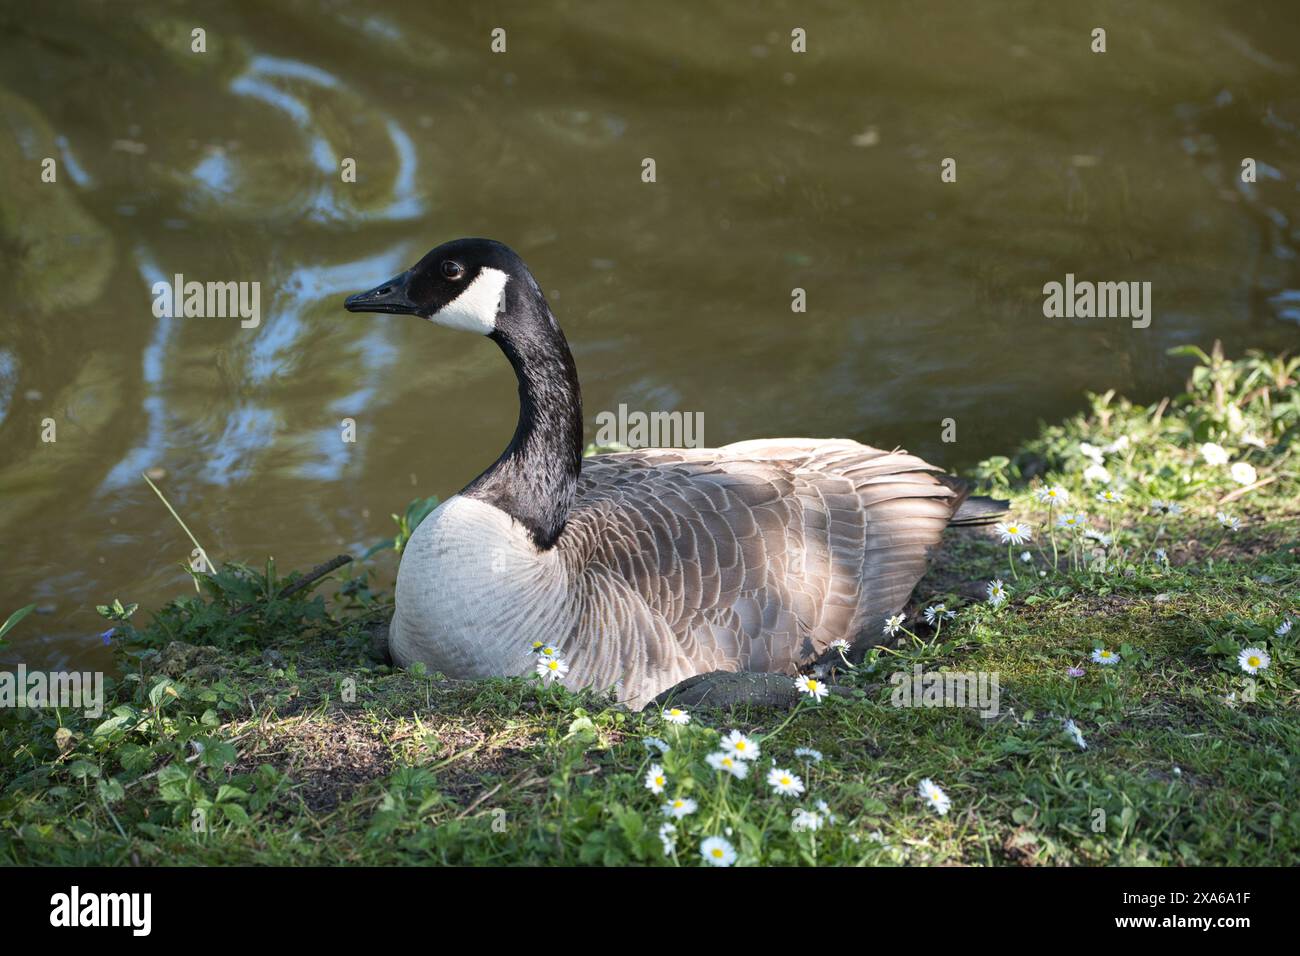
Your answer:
2,0 -> 1298,668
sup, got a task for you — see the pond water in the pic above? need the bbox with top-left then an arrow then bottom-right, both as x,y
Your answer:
2,0 -> 1298,668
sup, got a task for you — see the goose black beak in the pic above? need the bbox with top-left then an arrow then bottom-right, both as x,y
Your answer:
344,270 -> 420,315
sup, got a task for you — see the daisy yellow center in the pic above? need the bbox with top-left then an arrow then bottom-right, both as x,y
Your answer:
780,776 -> 791,785
1100,651 -> 1111,659
735,742 -> 746,751
807,680 -> 819,691
711,848 -> 723,858
655,776 -> 663,785
1248,656 -> 1260,667
1008,526 -> 1019,534
547,660 -> 558,670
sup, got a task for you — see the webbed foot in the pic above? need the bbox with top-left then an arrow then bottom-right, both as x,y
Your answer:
652,670 -> 849,710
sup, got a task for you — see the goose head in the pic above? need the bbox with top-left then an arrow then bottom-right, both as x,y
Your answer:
344,238 -> 582,550
344,237 -> 537,336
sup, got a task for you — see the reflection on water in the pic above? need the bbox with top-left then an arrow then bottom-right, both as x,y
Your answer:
1,1 -> 1298,667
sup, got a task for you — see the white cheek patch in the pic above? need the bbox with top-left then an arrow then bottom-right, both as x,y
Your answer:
429,267 -> 508,334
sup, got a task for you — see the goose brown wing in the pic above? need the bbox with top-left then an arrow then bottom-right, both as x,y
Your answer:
559,441 -> 964,690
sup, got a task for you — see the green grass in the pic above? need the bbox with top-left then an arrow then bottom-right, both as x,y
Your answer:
1,344 -> 1296,866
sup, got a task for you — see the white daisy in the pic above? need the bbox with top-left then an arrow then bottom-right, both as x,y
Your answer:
1035,486 -> 1069,504
1083,463 -> 1112,485
923,604 -> 954,625
791,808 -> 823,832
994,520 -> 1033,545
1083,529 -> 1113,546
1216,511 -> 1242,531
1063,719 -> 1088,750
662,796 -> 698,819
793,747 -> 823,763
1094,488 -> 1123,504
795,674 -> 829,702
705,750 -> 750,779
720,730 -> 760,762
644,764 -> 667,794
917,778 -> 951,816
658,822 -> 677,857
883,613 -> 906,636
700,836 -> 737,867
815,798 -> 836,823
829,638 -> 851,652
1091,648 -> 1119,666
1237,647 -> 1270,674
535,656 -> 569,682
1276,619 -> 1293,638
1154,548 -> 1168,564
1200,442 -> 1230,466
1230,462 -> 1257,485
766,767 -> 805,797
1057,512 -> 1086,529
536,644 -> 559,658
987,580 -> 1009,607
642,736 -> 671,755
662,707 -> 691,725
1149,500 -> 1182,516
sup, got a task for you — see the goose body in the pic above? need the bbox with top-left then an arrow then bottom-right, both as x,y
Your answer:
346,239 -> 993,707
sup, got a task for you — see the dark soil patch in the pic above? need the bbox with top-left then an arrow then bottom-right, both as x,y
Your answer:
436,743 -> 547,807
236,712 -> 393,814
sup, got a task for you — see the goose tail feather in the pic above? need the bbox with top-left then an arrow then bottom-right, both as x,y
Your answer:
948,494 -> 1011,527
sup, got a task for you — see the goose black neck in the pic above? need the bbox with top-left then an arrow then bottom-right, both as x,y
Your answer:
461,291 -> 583,550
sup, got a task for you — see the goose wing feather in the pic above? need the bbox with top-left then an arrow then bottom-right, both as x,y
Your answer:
559,439 -> 965,702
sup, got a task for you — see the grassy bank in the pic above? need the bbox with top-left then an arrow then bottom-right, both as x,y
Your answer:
1,345 -> 1296,866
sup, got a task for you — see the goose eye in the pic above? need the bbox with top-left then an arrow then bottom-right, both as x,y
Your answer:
441,260 -> 465,280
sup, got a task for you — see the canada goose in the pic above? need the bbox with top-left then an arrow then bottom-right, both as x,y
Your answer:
345,238 -> 1004,708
